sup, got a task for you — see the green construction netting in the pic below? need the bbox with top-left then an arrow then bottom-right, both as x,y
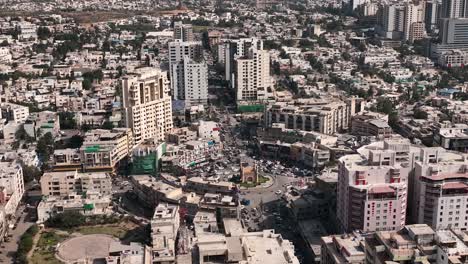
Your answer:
85,145 -> 101,153
237,104 -> 265,113
84,204 -> 94,210
132,153 -> 157,175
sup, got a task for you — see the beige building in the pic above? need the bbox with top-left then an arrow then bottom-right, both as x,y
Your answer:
122,67 -> 173,145
81,128 -> 134,172
235,46 -> 273,103
151,203 -> 180,264
321,233 -> 366,264
265,98 -> 357,135
40,170 -> 112,197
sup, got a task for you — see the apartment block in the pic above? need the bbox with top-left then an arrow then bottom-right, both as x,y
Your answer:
24,111 -> 60,139
234,45 -> 272,103
321,233 -> 366,264
0,161 -> 24,216
40,170 -> 112,197
351,112 -> 392,139
81,128 -> 134,172
265,98 -> 357,135
173,21 -> 194,42
412,147 -> 468,229
122,67 -> 173,145
0,102 -> 29,123
337,140 -> 413,232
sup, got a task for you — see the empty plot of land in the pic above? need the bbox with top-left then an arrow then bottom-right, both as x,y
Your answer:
56,234 -> 118,262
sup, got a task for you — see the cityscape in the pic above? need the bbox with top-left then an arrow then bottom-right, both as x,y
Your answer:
0,0 -> 466,263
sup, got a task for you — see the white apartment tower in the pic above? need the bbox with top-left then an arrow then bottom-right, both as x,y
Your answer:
235,46 -> 272,103
168,40 -> 208,106
122,67 -> 173,145
337,140 -> 413,232
412,148 -> 468,229
403,2 -> 426,42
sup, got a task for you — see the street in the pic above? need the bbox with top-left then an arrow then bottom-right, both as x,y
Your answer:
0,205 -> 33,263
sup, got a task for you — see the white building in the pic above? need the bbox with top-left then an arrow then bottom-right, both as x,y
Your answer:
171,56 -> 208,106
0,103 -> 29,123
122,67 -> 173,145
0,161 -> 24,216
151,203 -> 180,264
235,46 -> 273,103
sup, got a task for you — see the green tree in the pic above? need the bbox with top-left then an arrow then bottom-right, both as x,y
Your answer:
46,211 -> 86,228
102,121 -> 114,130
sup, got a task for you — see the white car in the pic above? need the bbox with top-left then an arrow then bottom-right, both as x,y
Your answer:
275,190 -> 282,195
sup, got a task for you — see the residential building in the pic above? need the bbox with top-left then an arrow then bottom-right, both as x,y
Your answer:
171,56 -> 208,106
151,203 -> 180,264
131,175 -> 184,206
265,98 -> 357,135
40,170 -> 112,197
0,161 -> 24,216
36,191 -> 111,223
434,123 -> 468,153
337,139 -> 412,232
321,233 -> 366,264
235,45 -> 273,104
412,147 -> 468,229
122,67 -> 173,145
440,0 -> 468,18
351,112 -> 392,139
24,111 -> 60,139
185,177 -> 235,195
173,21 -> 194,42
81,128 -> 134,172
0,103 -> 29,123
403,2 -> 426,42
106,242 -> 151,264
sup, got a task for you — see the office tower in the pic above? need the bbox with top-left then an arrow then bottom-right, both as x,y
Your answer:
403,2 -> 426,42
122,67 -> 173,145
168,40 -> 208,105
171,56 -> 208,105
173,21 -> 194,41
234,46 -> 272,103
425,0 -> 441,32
337,139 -> 412,232
439,17 -> 468,44
440,0 -> 468,18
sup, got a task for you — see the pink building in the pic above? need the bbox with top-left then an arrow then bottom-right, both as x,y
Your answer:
337,140 -> 412,232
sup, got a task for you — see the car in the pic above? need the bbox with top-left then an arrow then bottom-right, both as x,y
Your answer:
275,190 -> 282,195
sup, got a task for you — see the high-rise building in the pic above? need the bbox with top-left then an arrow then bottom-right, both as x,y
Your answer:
412,148 -> 468,229
234,46 -> 272,103
122,67 -> 173,145
0,161 -> 24,216
379,4 -> 405,39
171,56 -> 209,105
221,38 -> 263,83
439,18 -> 468,44
173,21 -> 194,42
425,0 -> 441,32
337,139 -> 414,232
403,2 -> 426,42
168,40 -> 208,106
440,0 -> 468,18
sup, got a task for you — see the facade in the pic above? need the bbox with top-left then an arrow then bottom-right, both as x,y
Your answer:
265,98 -> 357,135
173,21 -> 194,42
81,128 -> 134,172
171,56 -> 208,105
412,148 -> 468,229
337,140 -> 412,232
122,67 -> 173,145
403,2 -> 426,42
0,103 -> 29,123
151,203 -> 180,264
235,46 -> 272,103
0,161 -> 24,216
441,0 -> 468,18
40,170 -> 112,197
438,49 -> 468,67
131,175 -> 184,206
185,177 -> 235,195
434,124 -> 468,153
37,191 -> 111,223
351,112 -> 392,139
